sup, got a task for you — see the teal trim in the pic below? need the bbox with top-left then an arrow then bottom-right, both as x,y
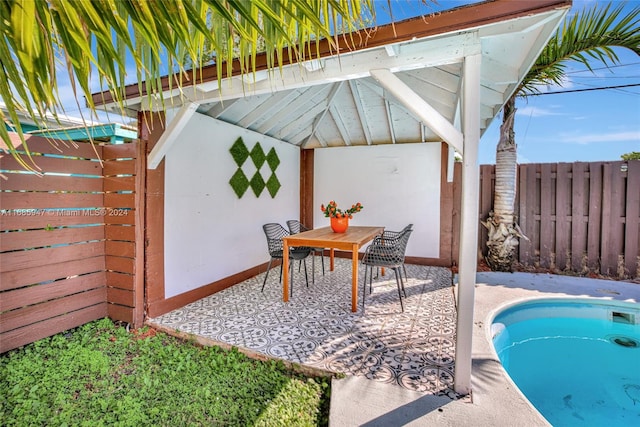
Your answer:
29,123 -> 137,143
5,123 -> 39,132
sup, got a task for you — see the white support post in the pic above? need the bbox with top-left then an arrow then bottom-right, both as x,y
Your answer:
147,102 -> 198,169
447,145 -> 455,183
369,68 -> 464,154
454,53 -> 481,395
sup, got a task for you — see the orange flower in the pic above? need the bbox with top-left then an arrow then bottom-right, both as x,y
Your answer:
320,201 -> 364,218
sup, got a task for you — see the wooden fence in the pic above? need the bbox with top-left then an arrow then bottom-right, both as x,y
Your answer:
2,140 -> 638,353
474,161 -> 640,279
0,134 -> 144,353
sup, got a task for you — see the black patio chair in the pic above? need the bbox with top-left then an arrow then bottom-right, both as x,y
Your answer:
371,223 -> 413,281
361,228 -> 413,312
286,219 -> 325,282
261,223 -> 311,296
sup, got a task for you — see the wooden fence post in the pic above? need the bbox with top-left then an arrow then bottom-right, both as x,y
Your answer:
623,161 -> 640,277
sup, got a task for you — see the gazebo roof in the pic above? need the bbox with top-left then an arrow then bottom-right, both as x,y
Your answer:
93,0 -> 571,160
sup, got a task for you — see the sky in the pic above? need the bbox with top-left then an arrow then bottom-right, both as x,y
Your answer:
376,0 -> 640,164
58,0 -> 640,165
479,31 -> 639,165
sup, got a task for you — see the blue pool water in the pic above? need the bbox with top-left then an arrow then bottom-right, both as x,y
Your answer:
491,299 -> 640,426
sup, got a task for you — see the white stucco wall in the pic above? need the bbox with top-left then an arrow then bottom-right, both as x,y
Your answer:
164,113 -> 300,298
314,143 -> 441,258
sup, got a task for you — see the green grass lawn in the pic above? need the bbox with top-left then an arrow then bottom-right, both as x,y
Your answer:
0,318 -> 331,426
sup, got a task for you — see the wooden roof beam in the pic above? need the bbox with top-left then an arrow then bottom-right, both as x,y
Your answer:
348,80 -> 373,146
370,69 -> 463,154
302,81 -> 344,148
147,102 -> 198,169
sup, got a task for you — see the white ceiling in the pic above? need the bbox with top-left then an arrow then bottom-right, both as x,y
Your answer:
101,1 -> 570,154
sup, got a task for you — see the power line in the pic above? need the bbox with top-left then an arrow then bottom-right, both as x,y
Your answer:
565,62 -> 640,74
571,75 -> 639,79
569,80 -> 640,96
528,83 -> 640,95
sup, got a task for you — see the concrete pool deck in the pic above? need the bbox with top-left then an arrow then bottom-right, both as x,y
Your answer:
329,272 -> 640,426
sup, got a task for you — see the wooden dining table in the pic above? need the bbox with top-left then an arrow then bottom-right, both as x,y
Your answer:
282,226 -> 384,312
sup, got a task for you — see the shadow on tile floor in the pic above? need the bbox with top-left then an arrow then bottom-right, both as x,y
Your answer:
149,257 -> 459,397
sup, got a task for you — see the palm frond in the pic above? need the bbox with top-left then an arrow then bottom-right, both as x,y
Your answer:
0,0 -> 374,171
520,2 -> 640,96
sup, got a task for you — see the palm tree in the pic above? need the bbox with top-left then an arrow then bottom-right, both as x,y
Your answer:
483,2 -> 640,271
0,0 -> 374,171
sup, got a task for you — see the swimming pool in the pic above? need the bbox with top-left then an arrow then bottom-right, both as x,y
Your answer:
491,298 -> 640,426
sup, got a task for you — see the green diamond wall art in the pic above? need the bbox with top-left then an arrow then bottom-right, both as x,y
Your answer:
229,137 -> 281,198
230,137 -> 250,166
229,168 -> 250,198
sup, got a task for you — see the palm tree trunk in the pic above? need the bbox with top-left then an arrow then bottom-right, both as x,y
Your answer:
483,96 -> 527,271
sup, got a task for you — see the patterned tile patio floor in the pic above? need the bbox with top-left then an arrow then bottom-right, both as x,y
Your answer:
148,257 -> 459,397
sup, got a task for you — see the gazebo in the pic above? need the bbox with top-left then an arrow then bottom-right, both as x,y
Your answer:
93,0 -> 571,395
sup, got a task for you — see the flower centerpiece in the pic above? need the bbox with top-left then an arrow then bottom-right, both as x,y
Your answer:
320,200 -> 363,233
